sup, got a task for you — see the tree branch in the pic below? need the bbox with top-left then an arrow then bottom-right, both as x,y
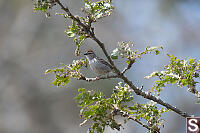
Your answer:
55,0 -> 191,118
55,0 -> 90,34
78,75 -> 119,82
111,107 -> 151,131
90,31 -> 191,118
119,109 -> 151,131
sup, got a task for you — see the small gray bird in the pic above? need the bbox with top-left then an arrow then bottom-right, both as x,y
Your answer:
84,50 -> 113,79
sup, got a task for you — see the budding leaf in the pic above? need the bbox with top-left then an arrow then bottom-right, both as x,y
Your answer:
45,69 -> 53,74
52,79 -> 58,86
65,30 -> 75,38
63,76 -> 70,86
126,60 -> 130,65
111,54 -> 118,60
155,50 -> 160,55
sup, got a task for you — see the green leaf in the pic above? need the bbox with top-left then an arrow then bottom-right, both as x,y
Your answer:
111,48 -> 119,60
181,79 -> 188,86
189,58 -> 194,65
52,79 -> 58,86
45,69 -> 53,74
170,78 -> 177,84
63,76 -> 70,85
155,50 -> 160,55
111,54 -> 118,60
126,60 -> 131,65
147,46 -> 163,51
65,30 -> 75,38
144,71 -> 159,79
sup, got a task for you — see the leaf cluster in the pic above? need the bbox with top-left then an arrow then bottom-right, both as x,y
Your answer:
111,42 -> 163,65
82,0 -> 114,21
33,0 -> 56,17
145,54 -> 200,96
45,59 -> 87,86
65,20 -> 86,56
75,83 -> 167,133
129,102 -> 167,132
64,0 -> 114,56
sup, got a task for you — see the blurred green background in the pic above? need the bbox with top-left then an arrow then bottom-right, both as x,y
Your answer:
0,0 -> 200,133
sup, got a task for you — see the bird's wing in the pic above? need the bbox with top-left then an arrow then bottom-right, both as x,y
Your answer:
96,57 -> 113,69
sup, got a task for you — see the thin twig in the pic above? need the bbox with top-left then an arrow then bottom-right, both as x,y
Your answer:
121,59 -> 134,74
112,108 -> 151,131
55,0 -> 91,35
78,75 -> 119,82
55,0 -> 191,118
